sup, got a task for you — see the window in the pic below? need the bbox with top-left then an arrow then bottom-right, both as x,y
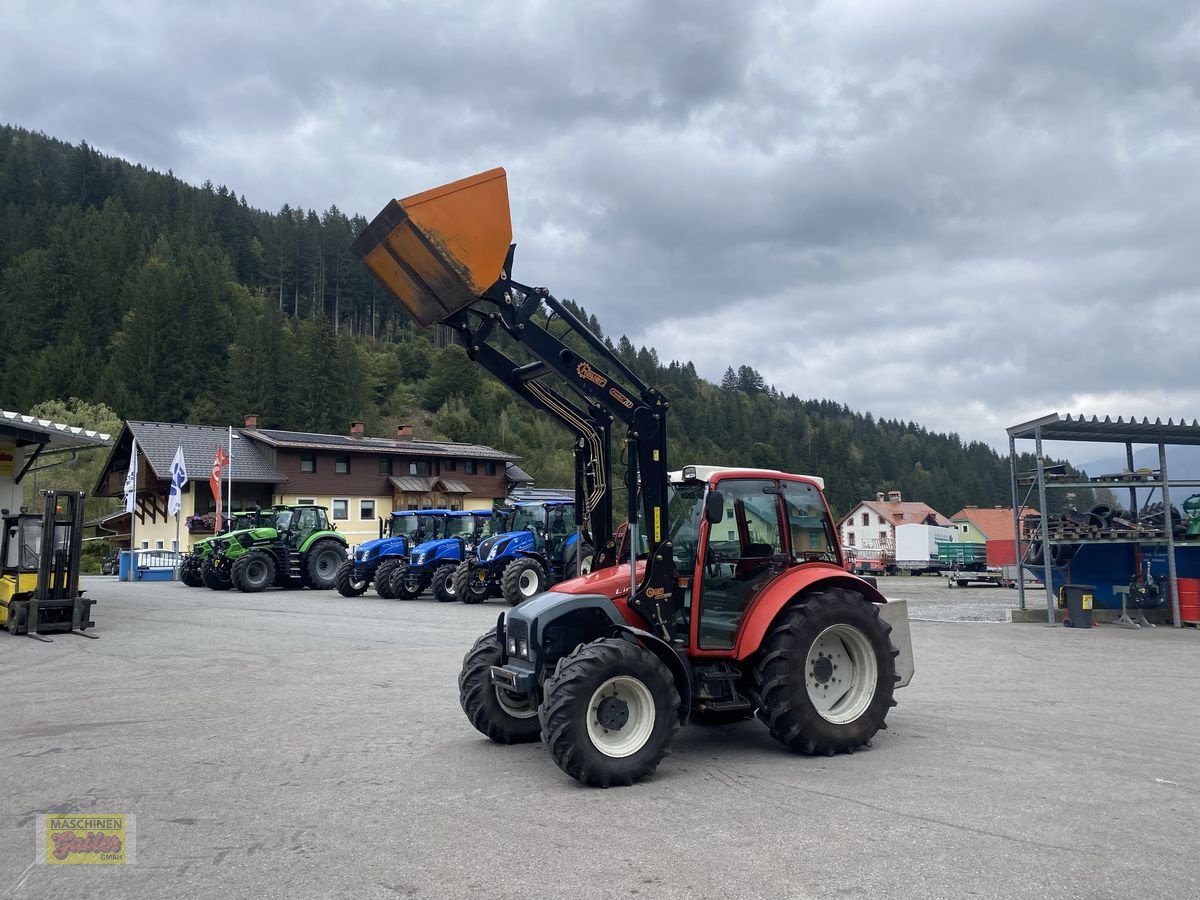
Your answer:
880,531 -> 888,545
408,460 -> 431,477
443,459 -> 456,472
297,498 -> 316,506
300,453 -> 316,473
155,540 -> 164,549
140,540 -> 149,549
332,499 -> 349,520
485,461 -> 496,476
847,532 -> 856,546
861,512 -> 869,527
360,499 -> 376,520
378,458 -> 392,476
335,455 -> 350,474
464,460 -> 478,475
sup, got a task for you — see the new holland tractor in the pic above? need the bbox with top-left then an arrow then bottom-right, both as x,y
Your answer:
389,509 -> 500,601
1,491 -> 97,640
353,167 -> 914,787
207,505 -> 348,593
451,500 -> 592,606
334,509 -> 445,598
180,509 -> 272,588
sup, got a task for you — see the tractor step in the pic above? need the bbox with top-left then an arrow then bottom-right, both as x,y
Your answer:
694,699 -> 753,714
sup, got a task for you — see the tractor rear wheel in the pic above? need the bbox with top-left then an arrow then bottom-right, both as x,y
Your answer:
431,564 -> 458,602
335,560 -> 368,597
501,558 -> 547,606
201,560 -> 232,591
562,542 -> 595,580
752,588 -> 897,756
374,560 -> 401,599
232,551 -> 276,593
390,566 -> 424,601
304,541 -> 345,590
539,637 -> 680,787
453,561 -> 489,604
458,631 -> 542,744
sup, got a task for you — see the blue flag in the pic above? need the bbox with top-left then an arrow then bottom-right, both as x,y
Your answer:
167,445 -> 188,516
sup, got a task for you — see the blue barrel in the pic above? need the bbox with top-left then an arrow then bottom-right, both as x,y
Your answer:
118,550 -> 133,581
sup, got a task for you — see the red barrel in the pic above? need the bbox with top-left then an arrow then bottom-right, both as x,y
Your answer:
1179,577 -> 1200,622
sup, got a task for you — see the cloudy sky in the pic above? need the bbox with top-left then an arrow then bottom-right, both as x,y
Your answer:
4,0 -> 1199,450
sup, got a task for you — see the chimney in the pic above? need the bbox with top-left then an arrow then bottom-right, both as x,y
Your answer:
887,490 -> 902,502
396,424 -> 413,442
875,492 -> 885,502
244,413 -> 258,430
350,421 -> 365,437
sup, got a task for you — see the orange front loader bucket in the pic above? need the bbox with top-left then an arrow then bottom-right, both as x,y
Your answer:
350,167 -> 512,327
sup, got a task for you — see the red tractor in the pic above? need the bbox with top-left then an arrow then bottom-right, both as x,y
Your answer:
353,169 -> 914,786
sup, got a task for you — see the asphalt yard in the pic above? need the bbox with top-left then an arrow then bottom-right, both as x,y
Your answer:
2,577 -> 1197,899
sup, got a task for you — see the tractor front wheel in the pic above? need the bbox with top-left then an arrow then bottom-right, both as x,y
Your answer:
304,541 -> 345,590
752,587 -> 897,756
374,560 -> 401,599
390,566 -> 424,601
453,561 -> 489,604
181,558 -> 204,587
501,558 -> 547,606
458,631 -> 542,744
431,564 -> 459,602
335,560 -> 368,597
201,560 -> 232,591
232,551 -> 276,593
539,637 -> 680,787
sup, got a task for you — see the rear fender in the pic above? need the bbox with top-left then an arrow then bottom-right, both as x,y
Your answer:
733,566 -> 887,661
299,530 -> 349,553
612,624 -> 692,724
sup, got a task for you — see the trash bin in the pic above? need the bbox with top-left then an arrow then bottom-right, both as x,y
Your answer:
118,550 -> 132,582
1060,584 -> 1095,629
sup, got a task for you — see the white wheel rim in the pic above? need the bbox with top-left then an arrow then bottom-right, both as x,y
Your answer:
495,687 -> 538,719
444,576 -> 456,597
518,569 -> 540,596
586,675 -> 656,758
579,555 -> 593,575
805,624 -> 878,725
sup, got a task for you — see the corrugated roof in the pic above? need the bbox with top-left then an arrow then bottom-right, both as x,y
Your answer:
390,475 -> 435,492
127,422 -> 284,483
0,409 -> 112,451
439,479 -> 471,494
1008,413 -> 1200,445
950,506 -> 1037,542
508,487 -> 575,503
246,428 -> 516,460
506,462 -> 534,484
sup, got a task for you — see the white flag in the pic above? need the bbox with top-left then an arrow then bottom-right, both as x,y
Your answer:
167,445 -> 188,517
123,438 -> 138,514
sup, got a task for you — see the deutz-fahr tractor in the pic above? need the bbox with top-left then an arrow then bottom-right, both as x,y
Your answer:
208,505 -> 348,593
353,167 -> 914,787
1,491 -> 96,640
451,501 -> 592,606
389,509 -> 500,601
180,509 -> 271,588
337,509 -> 452,599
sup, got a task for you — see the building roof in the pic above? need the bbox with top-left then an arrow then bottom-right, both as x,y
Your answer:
506,461 -> 534,485
508,486 -> 575,503
1007,412 -> 1200,446
0,409 -> 112,452
950,506 -> 1038,542
844,500 -> 952,529
244,428 -> 516,461
389,476 -> 472,494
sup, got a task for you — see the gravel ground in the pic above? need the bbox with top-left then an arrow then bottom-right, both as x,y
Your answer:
877,574 -> 1049,623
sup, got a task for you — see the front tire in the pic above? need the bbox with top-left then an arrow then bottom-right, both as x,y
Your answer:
752,588 -> 897,756
335,560 -> 368,597
201,560 -> 232,591
431,564 -> 458,602
390,566 -> 424,601
374,560 -> 401,599
501,558 -> 547,606
304,540 -> 345,590
232,551 -> 276,593
458,631 -> 542,744
539,637 -> 680,787
453,561 -> 490,604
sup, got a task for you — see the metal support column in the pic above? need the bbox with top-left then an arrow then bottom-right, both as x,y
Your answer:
1159,442 -> 1180,627
1009,434 -> 1026,610
1035,427 -> 1055,624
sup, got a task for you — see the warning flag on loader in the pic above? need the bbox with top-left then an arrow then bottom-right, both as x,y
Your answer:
210,446 -> 229,533
168,445 -> 188,517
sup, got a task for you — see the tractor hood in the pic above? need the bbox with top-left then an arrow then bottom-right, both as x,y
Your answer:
355,535 -> 407,562
552,560 -> 649,599
478,530 -> 534,562
409,537 -> 463,565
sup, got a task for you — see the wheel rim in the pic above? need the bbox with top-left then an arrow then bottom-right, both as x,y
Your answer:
586,675 -> 656,758
495,687 -> 538,719
248,558 -> 269,585
518,568 -> 540,597
443,575 -> 456,598
579,555 -> 593,575
316,550 -> 340,577
805,624 -> 878,725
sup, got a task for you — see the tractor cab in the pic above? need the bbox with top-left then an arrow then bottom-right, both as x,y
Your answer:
273,505 -> 332,548
510,500 -> 578,562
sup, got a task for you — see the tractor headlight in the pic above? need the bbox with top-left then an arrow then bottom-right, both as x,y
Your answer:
507,637 -> 518,656
488,545 -> 498,560
516,639 -> 528,658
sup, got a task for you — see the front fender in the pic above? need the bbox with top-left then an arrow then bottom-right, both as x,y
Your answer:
733,565 -> 886,662
612,624 -> 692,724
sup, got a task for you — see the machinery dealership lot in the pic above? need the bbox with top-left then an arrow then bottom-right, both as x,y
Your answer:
3,579 -> 1197,900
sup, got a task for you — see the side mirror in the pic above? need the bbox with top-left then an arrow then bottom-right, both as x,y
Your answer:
705,491 -> 724,524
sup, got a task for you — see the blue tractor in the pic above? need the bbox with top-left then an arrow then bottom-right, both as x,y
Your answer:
334,510 -> 451,599
450,500 -> 592,606
389,510 -> 504,602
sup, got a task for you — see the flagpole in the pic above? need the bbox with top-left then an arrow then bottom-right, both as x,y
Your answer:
227,426 -> 234,521
129,437 -> 137,555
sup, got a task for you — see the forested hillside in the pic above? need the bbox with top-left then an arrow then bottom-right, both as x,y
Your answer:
0,125 -> 1084,517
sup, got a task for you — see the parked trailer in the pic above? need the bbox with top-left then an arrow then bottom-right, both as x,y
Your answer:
890,523 -> 957,575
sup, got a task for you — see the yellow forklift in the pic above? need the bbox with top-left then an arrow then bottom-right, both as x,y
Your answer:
0,490 -> 97,641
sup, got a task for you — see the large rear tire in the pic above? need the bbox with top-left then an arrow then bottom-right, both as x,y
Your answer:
752,588 -> 897,756
431,564 -> 459,602
501,558 -> 547,607
539,637 -> 680,787
374,560 -> 401,599
334,560 -> 368,597
231,551 -> 276,593
562,543 -> 595,580
458,631 -> 542,744
304,540 -> 345,590
201,560 -> 232,591
453,561 -> 490,604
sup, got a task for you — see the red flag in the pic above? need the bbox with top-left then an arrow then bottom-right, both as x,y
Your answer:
210,447 -> 229,533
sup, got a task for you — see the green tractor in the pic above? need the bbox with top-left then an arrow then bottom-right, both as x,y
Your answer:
181,510 -> 266,587
209,505 -> 349,593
